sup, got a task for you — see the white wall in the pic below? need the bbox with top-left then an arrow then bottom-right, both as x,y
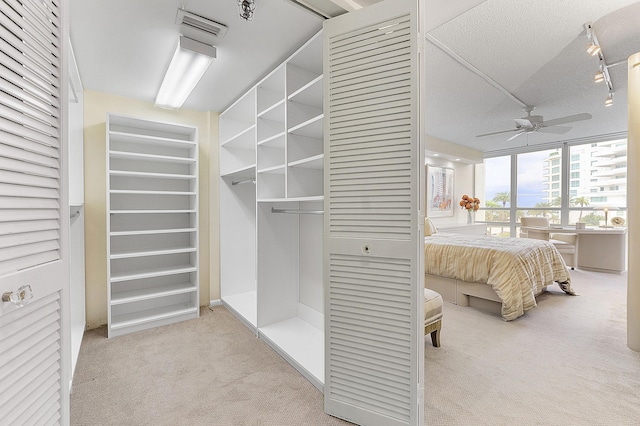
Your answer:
425,135 -> 483,228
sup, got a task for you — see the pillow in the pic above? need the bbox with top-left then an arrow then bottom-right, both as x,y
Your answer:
425,217 -> 438,236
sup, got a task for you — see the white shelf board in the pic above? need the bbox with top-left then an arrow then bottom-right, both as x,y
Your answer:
221,164 -> 256,179
110,209 -> 195,215
110,190 -> 196,196
110,170 -> 195,180
110,228 -> 196,236
111,282 -> 197,305
220,124 -> 256,149
110,246 -> 196,260
257,164 -> 285,174
108,131 -> 196,149
257,98 -> 285,119
289,154 -> 324,169
257,195 -> 324,203
288,75 -> 323,108
110,264 -> 197,283
259,317 -> 324,385
257,131 -> 286,147
222,291 -> 257,327
288,114 -> 323,139
109,150 -> 195,164
110,302 -> 198,330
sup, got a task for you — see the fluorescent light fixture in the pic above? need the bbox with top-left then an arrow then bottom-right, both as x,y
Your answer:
155,36 -> 216,109
594,70 -> 605,83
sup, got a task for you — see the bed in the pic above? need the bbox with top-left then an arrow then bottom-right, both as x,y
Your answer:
424,231 -> 575,321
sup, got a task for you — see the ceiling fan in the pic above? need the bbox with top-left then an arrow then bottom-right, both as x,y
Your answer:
476,106 -> 592,142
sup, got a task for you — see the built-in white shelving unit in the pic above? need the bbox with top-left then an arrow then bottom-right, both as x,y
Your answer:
107,114 -> 199,338
219,31 -> 324,389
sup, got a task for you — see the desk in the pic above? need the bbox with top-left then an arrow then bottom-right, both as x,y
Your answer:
522,226 -> 627,273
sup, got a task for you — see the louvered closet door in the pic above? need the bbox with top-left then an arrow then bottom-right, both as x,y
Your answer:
323,1 -> 425,425
0,1 -> 70,425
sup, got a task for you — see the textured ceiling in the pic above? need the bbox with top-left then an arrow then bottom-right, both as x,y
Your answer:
69,0 -> 323,112
70,0 -> 640,153
426,0 -> 640,153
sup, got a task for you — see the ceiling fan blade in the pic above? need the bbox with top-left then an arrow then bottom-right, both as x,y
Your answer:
538,125 -> 571,134
542,113 -> 592,127
506,130 -> 525,142
476,129 -> 518,137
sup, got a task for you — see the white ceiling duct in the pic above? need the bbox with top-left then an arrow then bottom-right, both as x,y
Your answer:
175,8 -> 227,45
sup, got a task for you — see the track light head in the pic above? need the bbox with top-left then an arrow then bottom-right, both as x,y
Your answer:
605,92 -> 614,107
587,43 -> 601,56
594,70 -> 605,83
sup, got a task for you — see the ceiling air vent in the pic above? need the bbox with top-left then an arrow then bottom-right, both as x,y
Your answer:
175,8 -> 228,44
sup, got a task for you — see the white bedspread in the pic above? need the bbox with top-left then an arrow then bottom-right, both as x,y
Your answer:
425,233 -> 575,321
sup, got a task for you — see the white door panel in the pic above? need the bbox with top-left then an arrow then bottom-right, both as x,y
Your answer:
324,0 -> 425,424
0,0 -> 70,424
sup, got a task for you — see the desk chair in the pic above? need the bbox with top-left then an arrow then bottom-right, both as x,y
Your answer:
520,217 -> 577,269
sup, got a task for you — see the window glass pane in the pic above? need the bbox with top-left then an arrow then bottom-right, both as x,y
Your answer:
568,140 -> 627,211
480,156 -> 511,208
517,149 -> 561,208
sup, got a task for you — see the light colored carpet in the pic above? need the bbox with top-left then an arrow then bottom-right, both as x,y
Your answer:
70,306 -> 348,425
425,269 -> 640,425
71,270 -> 640,425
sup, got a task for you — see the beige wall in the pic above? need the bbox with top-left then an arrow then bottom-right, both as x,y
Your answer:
83,90 -> 220,329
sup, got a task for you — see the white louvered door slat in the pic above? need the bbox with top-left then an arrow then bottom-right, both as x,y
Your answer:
324,1 -> 424,425
0,0 -> 69,425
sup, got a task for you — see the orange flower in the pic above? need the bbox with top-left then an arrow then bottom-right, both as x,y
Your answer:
460,195 -> 481,210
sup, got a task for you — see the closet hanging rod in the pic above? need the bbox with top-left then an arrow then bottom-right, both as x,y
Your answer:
271,207 -> 324,215
231,178 -> 255,186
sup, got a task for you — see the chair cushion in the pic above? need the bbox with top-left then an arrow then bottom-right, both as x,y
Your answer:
424,288 -> 443,325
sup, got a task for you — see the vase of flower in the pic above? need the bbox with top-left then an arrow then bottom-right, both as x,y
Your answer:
460,195 -> 481,224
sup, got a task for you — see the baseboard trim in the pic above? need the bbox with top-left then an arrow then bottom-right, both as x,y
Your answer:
209,299 -> 222,307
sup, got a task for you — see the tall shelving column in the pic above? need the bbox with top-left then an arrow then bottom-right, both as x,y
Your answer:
107,114 -> 199,338
257,31 -> 325,390
219,90 -> 257,329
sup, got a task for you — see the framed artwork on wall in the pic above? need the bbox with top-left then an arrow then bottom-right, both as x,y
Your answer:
427,165 -> 454,217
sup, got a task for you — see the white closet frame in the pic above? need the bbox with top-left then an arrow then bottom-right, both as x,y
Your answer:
219,31 -> 325,389
106,114 -> 199,338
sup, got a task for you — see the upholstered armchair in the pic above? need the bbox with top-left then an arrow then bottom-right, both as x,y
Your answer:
520,217 -> 577,269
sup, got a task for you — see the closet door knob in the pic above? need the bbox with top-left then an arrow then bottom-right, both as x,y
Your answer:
2,284 -> 33,308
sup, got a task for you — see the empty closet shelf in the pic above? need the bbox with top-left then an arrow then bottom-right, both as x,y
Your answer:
109,150 -> 196,164
109,170 -> 195,179
110,246 -> 196,259
110,209 -> 196,214
110,265 -> 197,283
108,131 -> 196,149
111,283 -> 197,305
110,303 -> 198,330
110,228 -> 196,236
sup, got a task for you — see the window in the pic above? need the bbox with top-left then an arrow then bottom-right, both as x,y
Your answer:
478,139 -> 627,236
